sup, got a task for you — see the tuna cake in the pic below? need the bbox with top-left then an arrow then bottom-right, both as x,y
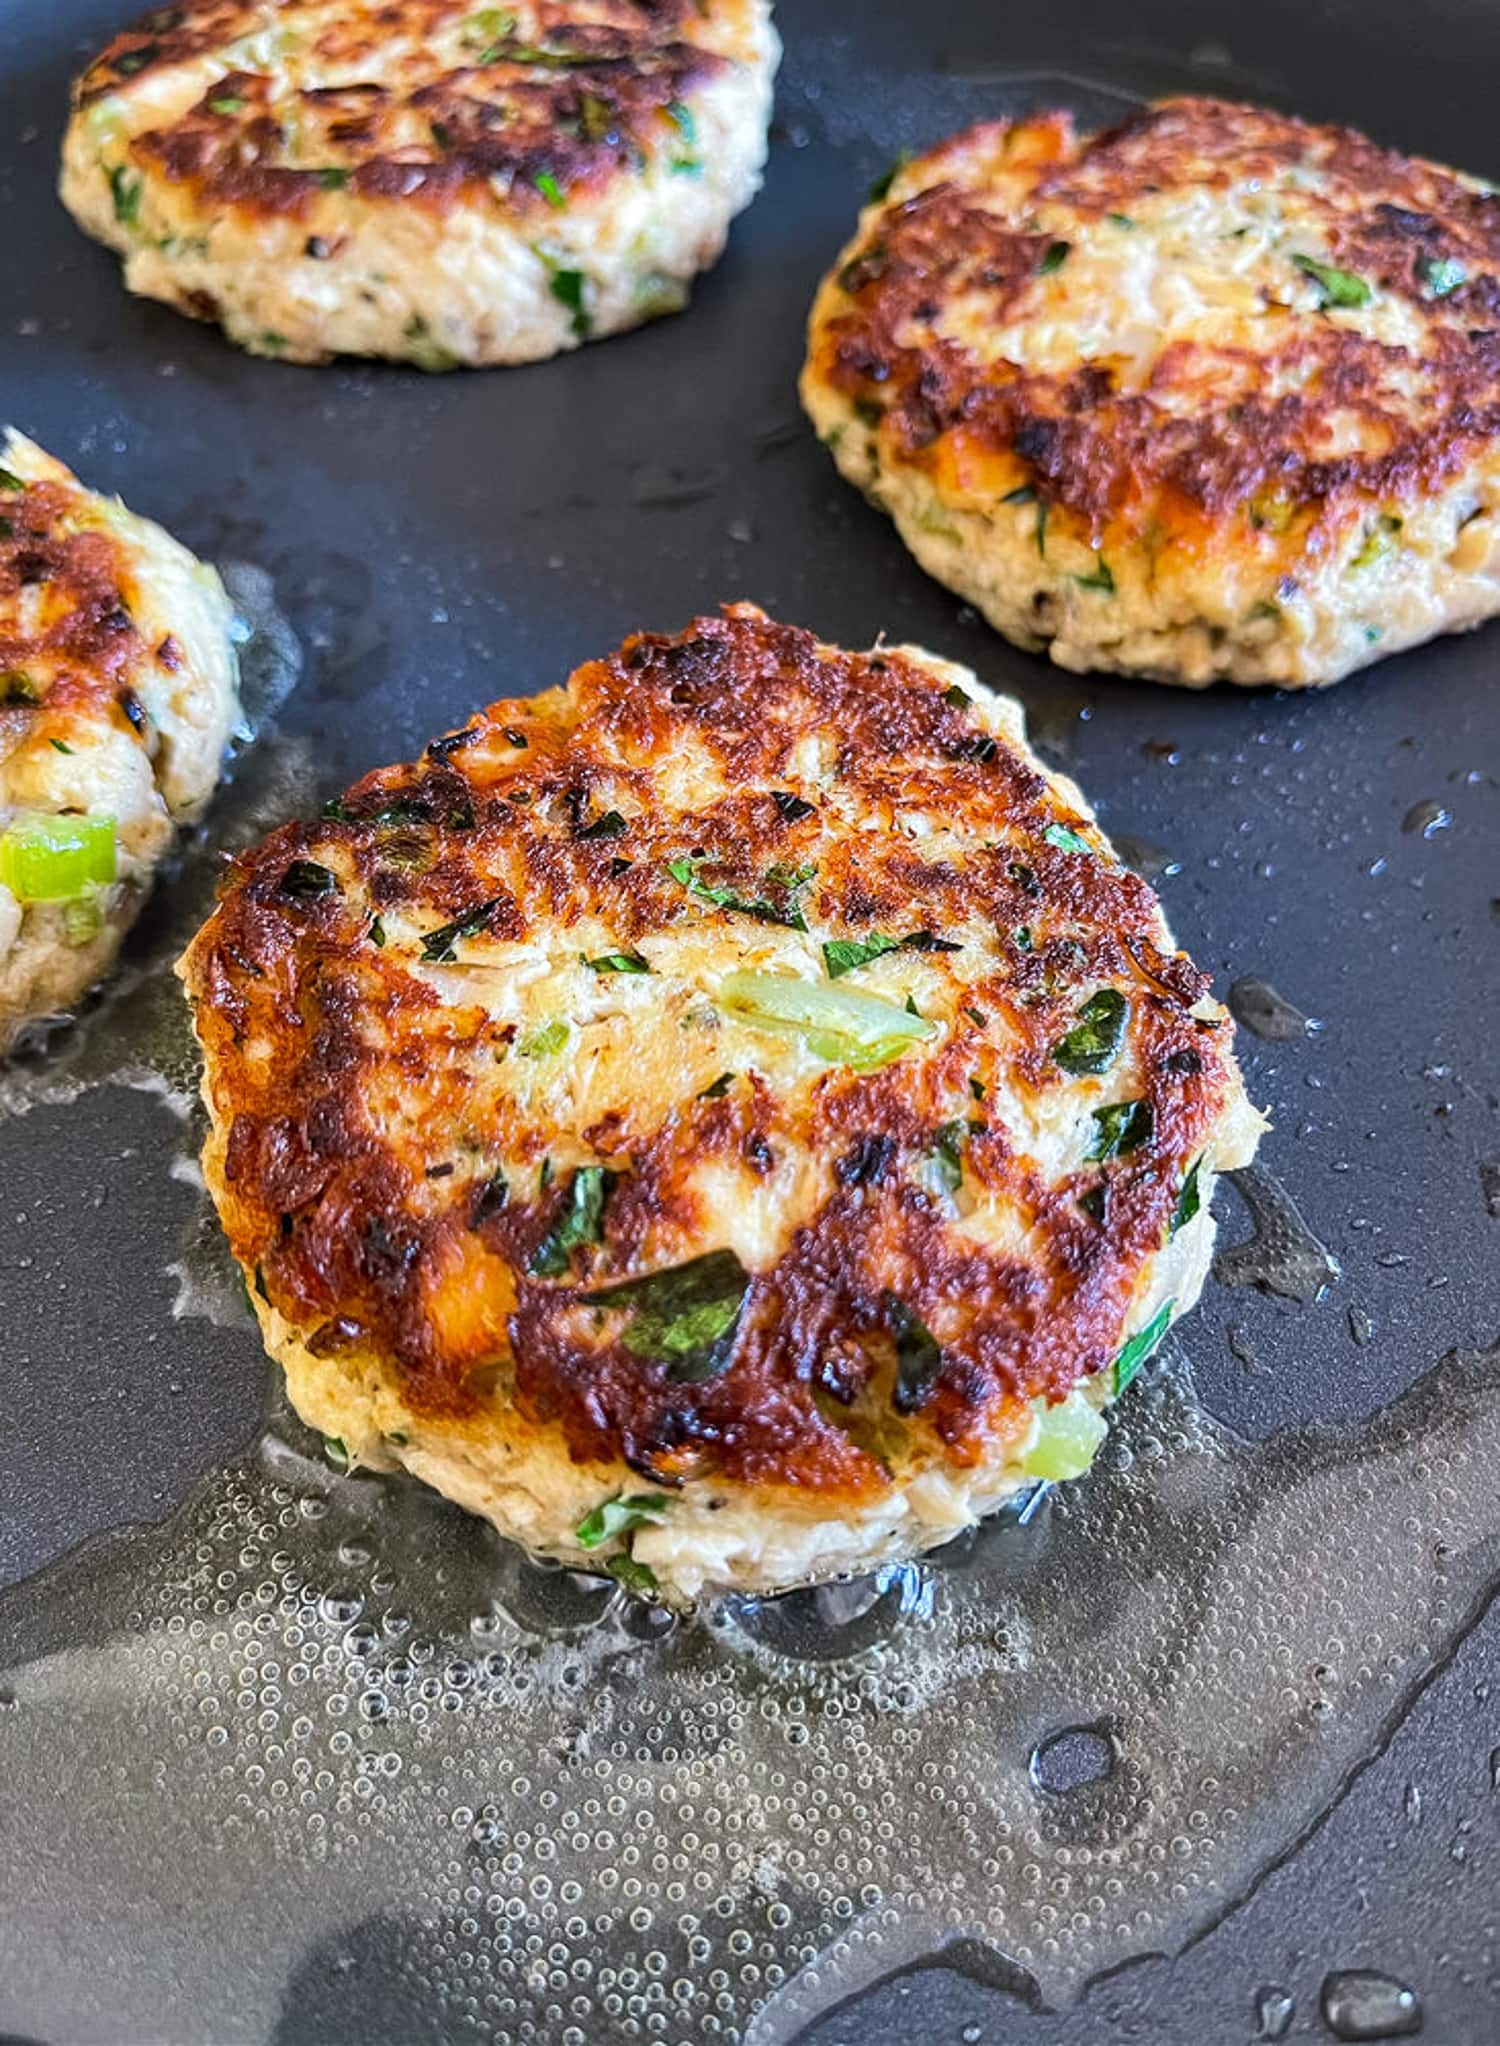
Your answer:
0,433 -> 238,1057
802,96 -> 1500,689
61,0 -> 778,368
180,604 -> 1262,1602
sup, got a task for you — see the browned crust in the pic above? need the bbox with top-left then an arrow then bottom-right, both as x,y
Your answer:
182,605 -> 1241,1499
77,0 -> 729,218
810,97 -> 1500,549
0,467 -> 158,753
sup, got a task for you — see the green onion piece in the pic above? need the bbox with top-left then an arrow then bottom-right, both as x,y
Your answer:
369,915 -> 386,948
208,95 -> 245,114
1050,988 -> 1128,1075
1170,1157 -> 1203,1237
1113,1297 -> 1175,1395
0,812 -> 116,902
63,894 -> 103,946
323,1435 -> 350,1472
0,467 -> 24,493
1350,513 -> 1401,570
518,1018 -> 567,1058
1088,1098 -> 1154,1162
315,167 -> 350,189
534,170 -> 566,209
1038,239 -> 1070,274
719,971 -> 937,1072
586,951 -> 650,974
575,1491 -> 668,1549
1106,211 -> 1136,228
1044,822 -> 1093,854
1292,252 -> 1371,309
1018,1388 -> 1107,1480
528,1164 -> 614,1277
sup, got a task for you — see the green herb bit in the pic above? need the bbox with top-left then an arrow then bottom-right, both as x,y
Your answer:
471,1169 -> 509,1227
575,1491 -> 669,1549
577,808 -> 627,840
943,682 -> 972,706
607,1553 -> 659,1597
823,929 -> 960,978
697,1072 -> 734,1099
1170,1156 -> 1203,1237
1088,1097 -> 1153,1162
591,1248 -> 749,1382
208,94 -> 245,115
49,737 -> 74,754
868,149 -> 912,202
275,860 -> 338,906
667,853 -> 811,932
772,790 -> 816,822
420,896 -> 502,962
1035,499 -> 1049,557
519,1018 -> 568,1058
1416,253 -> 1466,296
1292,252 -> 1371,309
1113,1297 -> 1175,1395
928,1117 -> 975,1196
886,1294 -> 942,1411
1071,556 -> 1116,594
1051,988 -> 1128,1076
547,265 -> 592,338
0,467 -> 25,495
534,170 -> 566,209
852,396 -> 884,428
315,167 -> 350,189
323,1435 -> 350,1472
369,915 -> 386,948
1078,1182 -> 1107,1223
1044,822 -> 1093,855
1002,483 -> 1036,506
1038,238 -> 1070,274
528,1164 -> 614,1277
586,950 -> 650,974
1106,211 -> 1136,228
108,164 -> 142,225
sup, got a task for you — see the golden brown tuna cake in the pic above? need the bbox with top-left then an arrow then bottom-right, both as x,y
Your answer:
802,96 -> 1500,688
61,0 -> 779,367
179,604 -> 1263,1603
0,432 -> 237,1056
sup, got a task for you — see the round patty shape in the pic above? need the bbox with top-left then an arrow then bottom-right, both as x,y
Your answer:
802,97 -> 1500,688
180,604 -> 1262,1602
61,0 -> 778,367
0,433 -> 238,1055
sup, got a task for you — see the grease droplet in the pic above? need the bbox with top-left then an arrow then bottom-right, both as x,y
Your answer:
1214,1165 -> 1342,1303
1400,799 -> 1452,839
1228,977 -> 1322,1042
1254,1984 -> 1296,2040
1028,1722 -> 1115,1794
1319,1969 -> 1422,2039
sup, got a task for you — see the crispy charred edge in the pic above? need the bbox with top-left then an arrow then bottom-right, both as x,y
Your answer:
78,2 -> 728,215
184,604 -> 1237,1496
0,473 -> 155,742
814,95 -> 1500,539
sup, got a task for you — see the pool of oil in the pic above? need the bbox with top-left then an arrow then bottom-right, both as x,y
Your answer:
2,1285 -> 1497,2042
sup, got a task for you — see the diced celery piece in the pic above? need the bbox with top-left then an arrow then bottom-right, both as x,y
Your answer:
1018,1388 -> 1108,1481
719,971 -> 937,1071
0,812 -> 116,902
